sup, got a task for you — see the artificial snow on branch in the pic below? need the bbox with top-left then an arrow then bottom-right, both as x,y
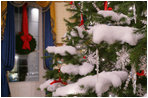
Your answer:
70,26 -> 85,38
40,79 -> 62,92
46,46 -> 77,56
98,11 -> 131,24
61,62 -> 94,76
88,24 -> 144,45
52,71 -> 128,96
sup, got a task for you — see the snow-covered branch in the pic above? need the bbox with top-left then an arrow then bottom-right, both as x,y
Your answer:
53,71 -> 128,96
88,24 -> 144,45
46,46 -> 77,56
61,62 -> 94,76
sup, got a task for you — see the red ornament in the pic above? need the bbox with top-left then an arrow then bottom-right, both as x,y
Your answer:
69,1 -> 73,5
137,70 -> 145,76
108,7 -> 112,10
21,3 -> 32,50
104,1 -> 112,11
83,56 -> 86,59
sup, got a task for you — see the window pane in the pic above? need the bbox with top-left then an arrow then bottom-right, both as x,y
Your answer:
9,7 -> 39,82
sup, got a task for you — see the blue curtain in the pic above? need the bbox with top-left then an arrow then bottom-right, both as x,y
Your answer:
1,2 -> 15,97
44,9 -> 54,70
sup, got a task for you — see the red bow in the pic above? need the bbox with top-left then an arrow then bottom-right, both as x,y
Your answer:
50,69 -> 67,85
104,1 -> 112,11
21,3 -> 32,50
21,34 -> 32,50
137,70 -> 145,76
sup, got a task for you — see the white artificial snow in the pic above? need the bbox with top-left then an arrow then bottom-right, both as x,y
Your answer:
143,93 -> 147,97
70,26 -> 85,38
47,83 -> 63,92
40,79 -> 63,92
78,75 -> 97,88
61,62 -> 94,76
40,79 -> 54,91
46,46 -> 77,56
98,10 -> 131,24
52,83 -> 87,96
88,24 -> 144,45
61,64 -> 79,75
79,62 -> 94,75
52,71 -> 128,96
98,71 -> 122,87
95,77 -> 112,97
112,71 -> 128,81
95,71 -> 128,96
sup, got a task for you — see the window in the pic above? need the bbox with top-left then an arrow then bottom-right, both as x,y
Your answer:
9,6 -> 40,82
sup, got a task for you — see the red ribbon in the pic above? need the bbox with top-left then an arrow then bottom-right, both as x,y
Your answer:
137,70 -> 145,76
104,1 -> 112,11
104,1 -> 108,10
50,69 -> 67,85
79,13 -> 84,26
21,3 -> 32,50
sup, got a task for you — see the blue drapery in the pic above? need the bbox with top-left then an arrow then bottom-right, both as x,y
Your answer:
44,9 -> 54,70
1,2 -> 15,97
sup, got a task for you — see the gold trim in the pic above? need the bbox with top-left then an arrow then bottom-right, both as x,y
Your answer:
1,1 -> 7,40
56,43 -> 63,46
50,2 -> 56,45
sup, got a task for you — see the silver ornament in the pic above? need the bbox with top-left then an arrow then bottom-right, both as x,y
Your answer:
132,72 -> 137,94
76,44 -> 82,49
115,47 -> 130,70
139,55 -> 147,71
87,50 -> 98,65
133,4 -> 137,23
136,84 -> 146,97
131,65 -> 137,94
124,65 -> 137,94
86,49 -> 99,81
92,1 -> 100,12
124,71 -> 132,90
81,49 -> 87,54
95,49 -> 99,81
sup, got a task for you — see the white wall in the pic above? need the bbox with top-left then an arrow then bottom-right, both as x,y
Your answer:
55,2 -> 73,43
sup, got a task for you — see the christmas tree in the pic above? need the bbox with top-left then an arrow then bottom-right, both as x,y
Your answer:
40,1 -> 147,97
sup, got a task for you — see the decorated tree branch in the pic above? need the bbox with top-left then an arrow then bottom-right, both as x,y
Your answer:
40,1 -> 147,97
